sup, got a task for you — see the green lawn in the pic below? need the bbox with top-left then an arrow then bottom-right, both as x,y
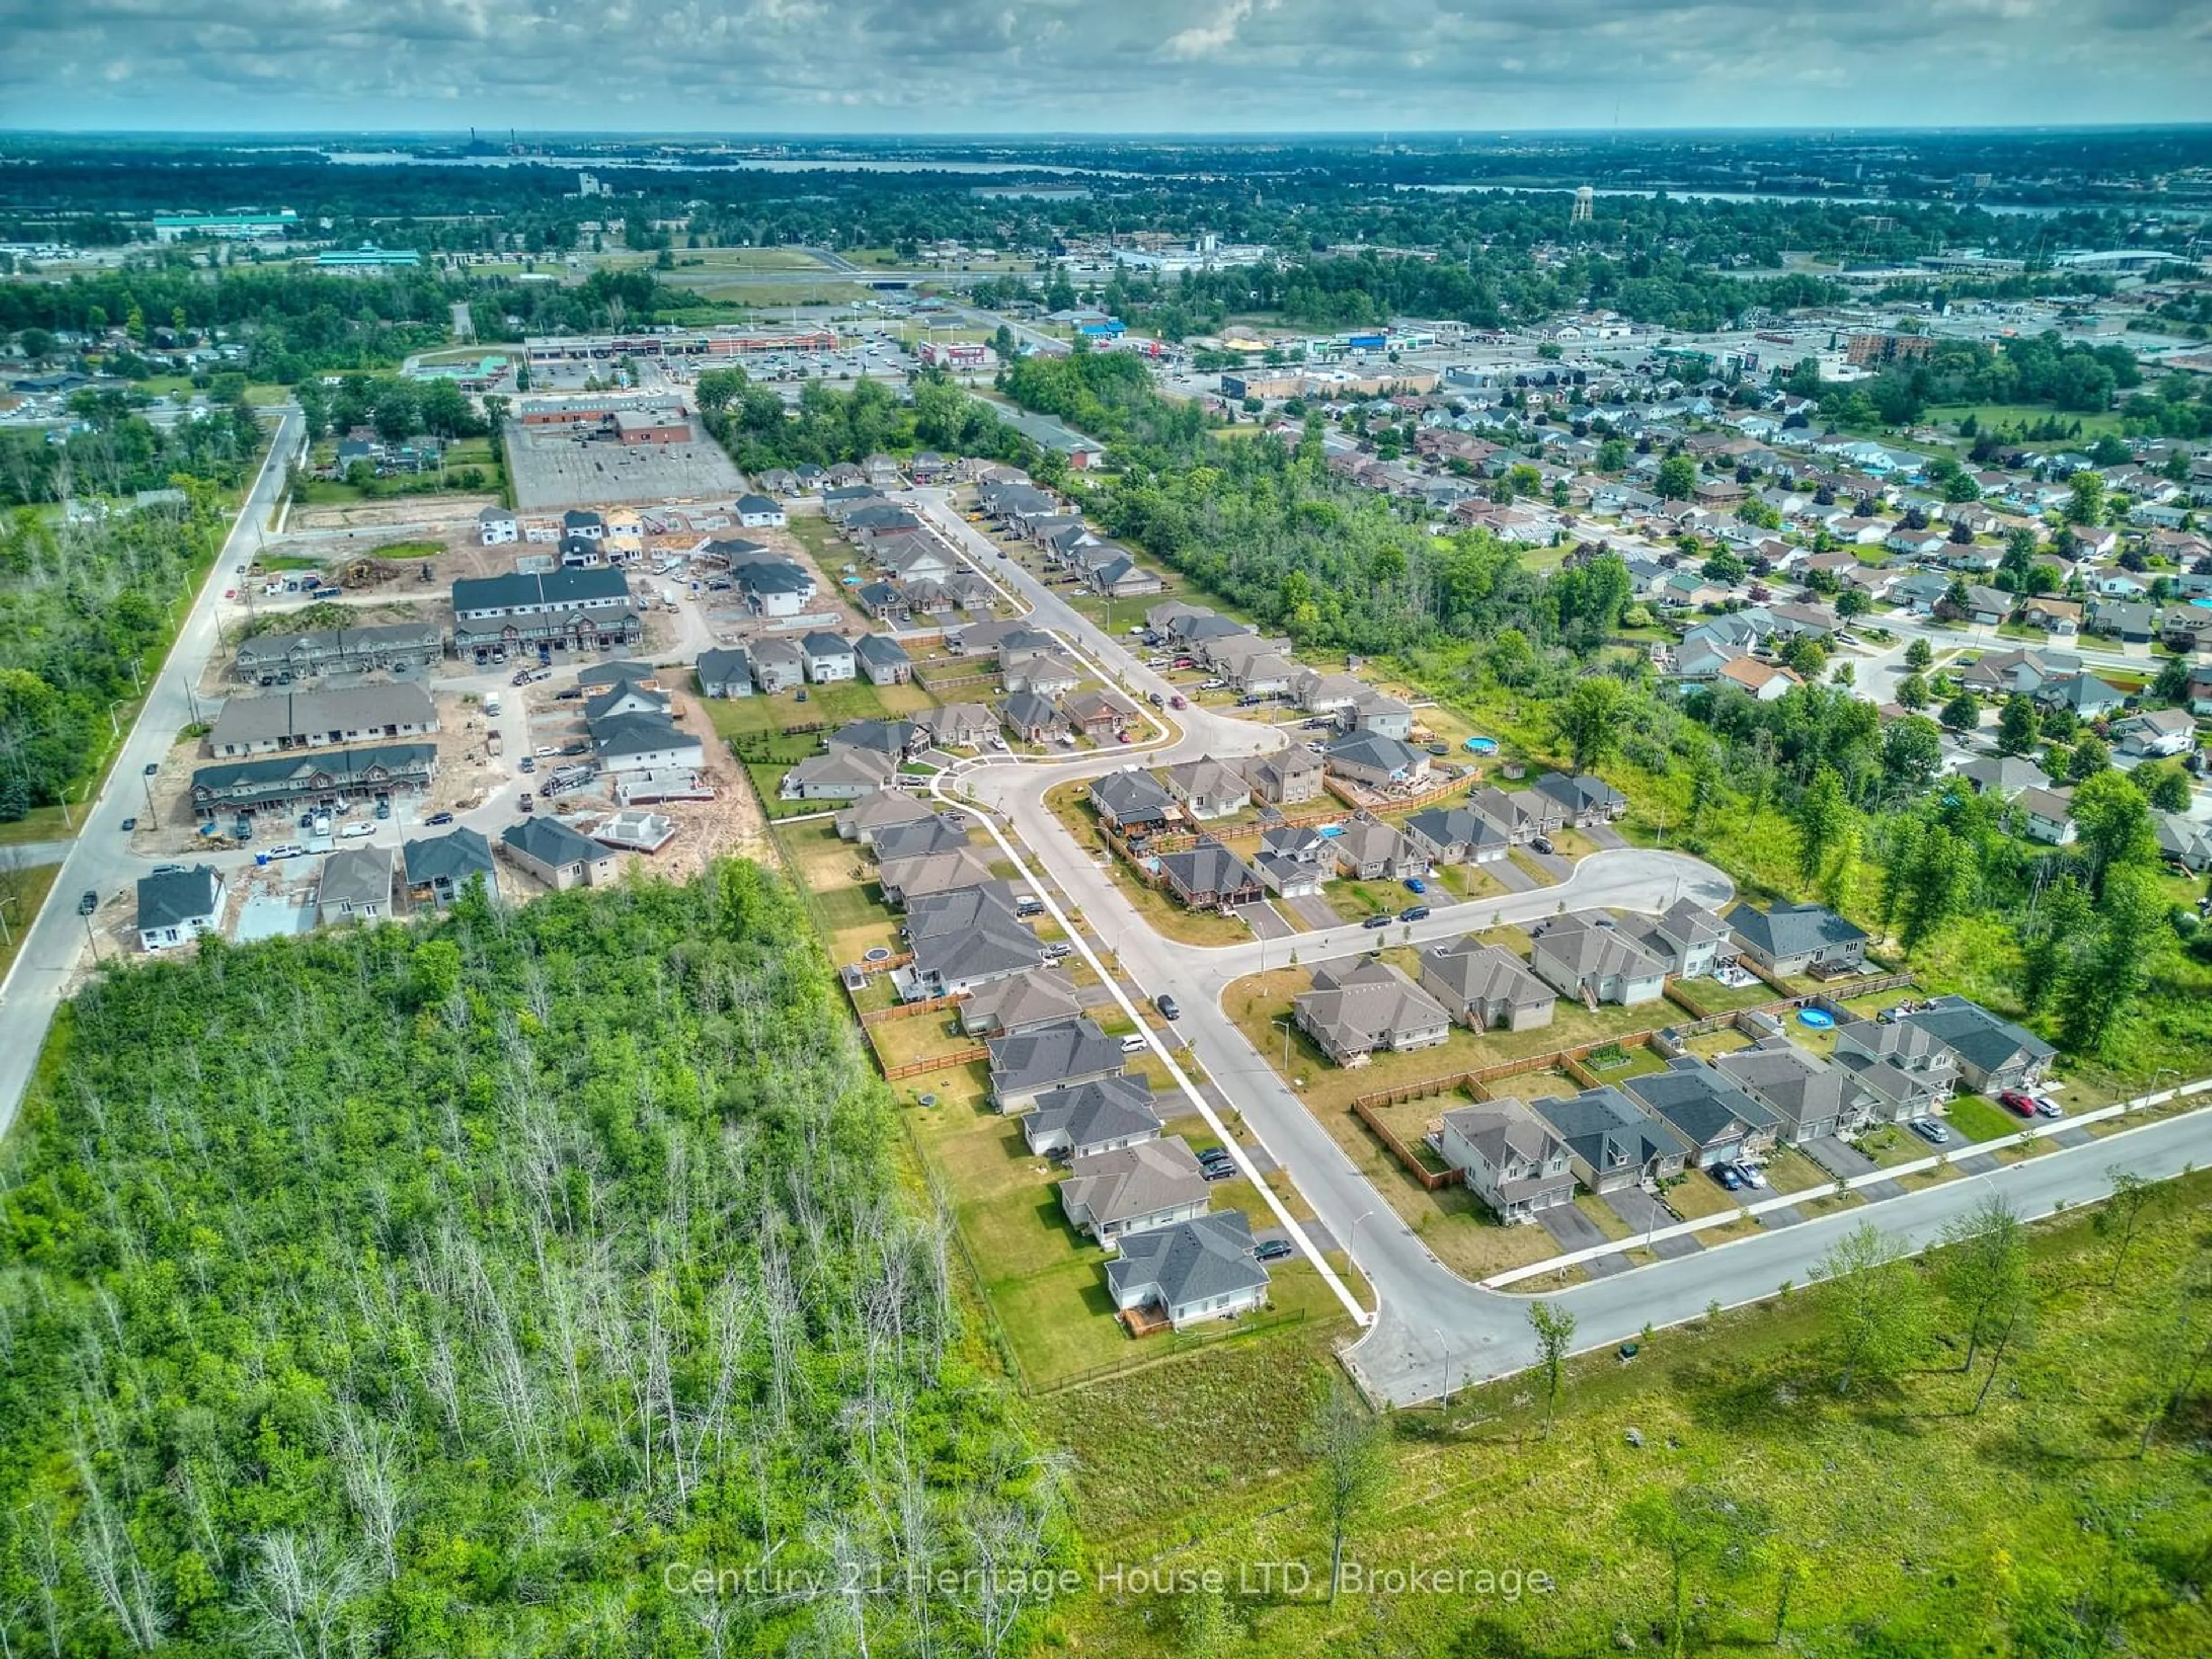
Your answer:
0,861 -> 62,982
1945,1091 -> 2028,1142
1052,1172 -> 2212,1657
1926,402 -> 2127,440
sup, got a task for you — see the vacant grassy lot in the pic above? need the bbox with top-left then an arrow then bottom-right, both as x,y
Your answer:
0,861 -> 62,981
1049,1171 -> 2212,1658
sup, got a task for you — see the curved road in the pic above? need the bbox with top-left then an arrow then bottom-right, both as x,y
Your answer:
900,488 -> 2212,1404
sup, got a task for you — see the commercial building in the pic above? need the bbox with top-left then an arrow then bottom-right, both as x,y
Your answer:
521,327 -> 841,367
153,210 -> 297,243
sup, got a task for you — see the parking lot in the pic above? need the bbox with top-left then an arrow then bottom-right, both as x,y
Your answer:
504,418 -> 749,511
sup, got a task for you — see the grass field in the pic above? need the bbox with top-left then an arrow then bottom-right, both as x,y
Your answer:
1927,402 -> 2127,440
1046,1169 -> 2212,1657
0,861 -> 62,980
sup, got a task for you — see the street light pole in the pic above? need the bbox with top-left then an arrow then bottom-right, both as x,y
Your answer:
1272,1017 -> 1293,1073
0,893 -> 16,949
1434,1325 -> 1453,1411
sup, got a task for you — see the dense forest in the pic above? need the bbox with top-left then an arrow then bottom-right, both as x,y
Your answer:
0,866 -> 1065,1657
0,475 -> 241,812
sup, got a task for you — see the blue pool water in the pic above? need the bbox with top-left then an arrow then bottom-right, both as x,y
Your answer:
1464,736 -> 1499,753
1797,1007 -> 1836,1029
2192,598 -> 2212,610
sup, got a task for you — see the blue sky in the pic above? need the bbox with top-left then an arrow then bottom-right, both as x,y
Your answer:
3,0 -> 2209,133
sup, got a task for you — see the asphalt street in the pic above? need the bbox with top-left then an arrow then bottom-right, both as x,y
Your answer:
0,412 -> 303,1137
904,486 -> 2212,1405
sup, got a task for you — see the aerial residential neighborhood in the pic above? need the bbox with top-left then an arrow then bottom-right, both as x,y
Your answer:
5,84 -> 2211,1659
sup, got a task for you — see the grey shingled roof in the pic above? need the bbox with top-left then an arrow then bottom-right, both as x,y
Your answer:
1105,1212 -> 1267,1311
1725,899 -> 1868,959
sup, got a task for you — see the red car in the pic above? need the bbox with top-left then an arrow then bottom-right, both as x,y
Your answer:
1997,1090 -> 2037,1119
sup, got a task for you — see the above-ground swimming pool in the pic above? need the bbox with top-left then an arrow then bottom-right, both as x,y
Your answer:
1797,1007 -> 1836,1029
1464,736 -> 1499,753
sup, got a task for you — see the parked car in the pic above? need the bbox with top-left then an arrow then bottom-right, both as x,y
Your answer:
1200,1161 -> 1236,1183
1119,1034 -> 1149,1054
340,823 -> 373,839
1362,913 -> 1393,929
1713,1164 -> 1745,1191
519,757 -> 536,774
1154,993 -> 1180,1021
1399,904 -> 1431,922
1253,1238 -> 1294,1262
1169,694 -> 1187,710
1404,876 -> 1425,895
1734,1162 -> 1767,1188
518,793 -> 534,813
142,762 -> 158,777
2033,1097 -> 2065,1119
425,811 -> 454,827
1148,691 -> 1165,706
556,687 -> 584,700
77,890 -> 97,916
1997,1089 -> 2038,1119
269,843 -> 305,859
535,745 -> 557,757
1909,1118 -> 1951,1145
1531,836 -> 1555,855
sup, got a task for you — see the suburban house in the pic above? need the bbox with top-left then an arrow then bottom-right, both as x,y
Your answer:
1725,900 -> 1868,979
1330,815 -> 1430,882
234,620 -> 442,684
1899,995 -> 2056,1094
1241,746 -> 1325,805
1465,786 -> 1565,844
135,865 -> 226,952
2112,706 -> 2195,759
1403,804 -> 1513,866
1713,1036 -> 1861,1144
908,905 -> 1047,1000
478,505 -> 519,545
877,846 -> 998,906
1624,1056 -> 1780,1169
315,844 -> 393,927
591,713 -> 704,775
1158,842 -> 1264,910
1062,689 -> 1137,743
999,691 -> 1069,745
1059,1138 -> 1211,1243
2017,786 -> 2077,846
915,701 -> 997,751
987,1017 -> 1126,1114
1826,1017 -> 1957,1122
401,827 -> 495,911
1089,770 -> 1176,832
1956,755 -> 2050,800
1616,899 -> 1733,980
835,789 -> 938,846
1323,731 -> 1430,792
958,968 -> 1088,1039
749,637 -> 806,694
501,816 -> 618,890
1715,657 -> 1803,701
1163,756 -> 1253,820
1435,1097 -> 1576,1224
1531,771 -> 1628,827
869,816 -> 969,862
1527,1086 -> 1693,1192
1343,692 -> 1415,741
1293,959 -> 1453,1066
1021,1075 -> 1164,1160
853,634 -> 913,687
1418,937 -> 1558,1032
695,647 -> 753,698
801,633 -> 857,684
1528,912 -> 1667,1007
735,493 -> 786,529
1104,1212 -> 1270,1328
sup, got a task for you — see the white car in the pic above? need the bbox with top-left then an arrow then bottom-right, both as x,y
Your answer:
269,843 -> 306,859
339,823 -> 374,839
1735,1162 -> 1767,1188
536,745 -> 558,757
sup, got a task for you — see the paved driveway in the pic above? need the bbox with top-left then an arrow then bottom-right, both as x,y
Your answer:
1536,1201 -> 1630,1277
1237,901 -> 1296,941
1283,892 -> 1340,931
1483,856 -> 1537,894
1604,1186 -> 1706,1259
1521,849 -> 1575,884
1585,823 -> 1629,850
1804,1135 -> 1877,1181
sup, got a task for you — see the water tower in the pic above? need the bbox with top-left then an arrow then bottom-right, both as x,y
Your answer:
1571,185 -> 1594,225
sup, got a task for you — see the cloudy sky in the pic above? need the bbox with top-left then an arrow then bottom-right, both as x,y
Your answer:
2,0 -> 2207,132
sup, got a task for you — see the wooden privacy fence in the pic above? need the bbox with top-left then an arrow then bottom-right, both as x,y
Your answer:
881,1045 -> 988,1081
1350,1097 -> 1464,1191
859,993 -> 962,1028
